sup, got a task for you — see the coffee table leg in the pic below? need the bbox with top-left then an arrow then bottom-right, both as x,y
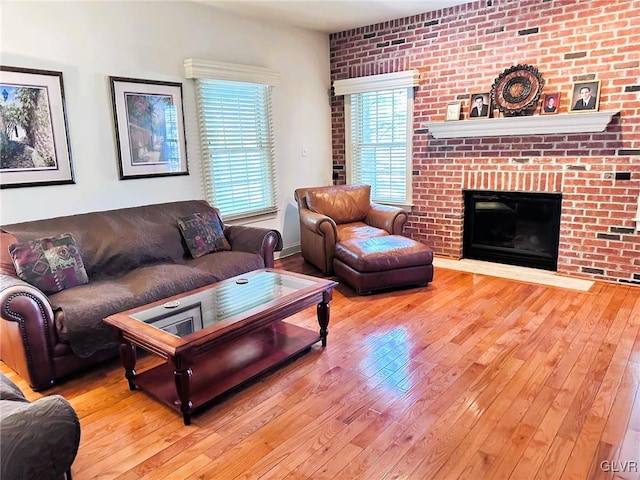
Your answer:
119,339 -> 137,391
172,356 -> 193,425
317,299 -> 330,347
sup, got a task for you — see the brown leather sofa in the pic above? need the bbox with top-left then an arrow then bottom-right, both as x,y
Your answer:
294,184 -> 409,274
0,200 -> 282,391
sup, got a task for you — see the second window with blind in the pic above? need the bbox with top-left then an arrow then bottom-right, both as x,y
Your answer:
335,70 -> 418,207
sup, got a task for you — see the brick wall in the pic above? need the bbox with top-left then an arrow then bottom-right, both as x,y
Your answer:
330,0 -> 640,284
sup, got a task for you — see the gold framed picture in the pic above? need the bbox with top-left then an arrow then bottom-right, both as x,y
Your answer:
569,80 -> 600,113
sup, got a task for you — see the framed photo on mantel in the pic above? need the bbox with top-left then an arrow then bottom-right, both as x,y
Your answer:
445,102 -> 462,121
468,92 -> 490,119
540,92 -> 560,115
569,80 -> 600,113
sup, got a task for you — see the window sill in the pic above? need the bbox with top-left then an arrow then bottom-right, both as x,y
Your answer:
375,201 -> 414,211
223,210 -> 278,226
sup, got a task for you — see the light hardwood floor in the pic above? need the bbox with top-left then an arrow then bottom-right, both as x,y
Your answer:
2,254 -> 639,480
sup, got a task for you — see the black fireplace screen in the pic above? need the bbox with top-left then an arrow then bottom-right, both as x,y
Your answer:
463,190 -> 562,271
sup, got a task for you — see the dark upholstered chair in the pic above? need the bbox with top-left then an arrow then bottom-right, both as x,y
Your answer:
294,184 -> 409,274
0,372 -> 80,479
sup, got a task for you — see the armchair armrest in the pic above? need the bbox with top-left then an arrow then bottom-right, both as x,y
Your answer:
366,203 -> 409,234
224,225 -> 283,268
298,208 -> 338,242
0,274 -> 57,391
296,208 -> 339,274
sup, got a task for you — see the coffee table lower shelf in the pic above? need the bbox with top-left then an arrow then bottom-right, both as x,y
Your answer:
132,320 -> 320,423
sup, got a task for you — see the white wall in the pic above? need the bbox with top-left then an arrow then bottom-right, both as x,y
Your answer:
0,0 -> 332,253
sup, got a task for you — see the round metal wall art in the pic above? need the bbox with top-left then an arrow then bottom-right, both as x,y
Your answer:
490,64 -> 544,116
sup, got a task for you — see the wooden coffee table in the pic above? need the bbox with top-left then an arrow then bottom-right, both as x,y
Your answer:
104,268 -> 337,425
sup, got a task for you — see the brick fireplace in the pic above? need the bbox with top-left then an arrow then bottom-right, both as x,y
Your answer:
404,149 -> 638,283
329,0 -> 640,285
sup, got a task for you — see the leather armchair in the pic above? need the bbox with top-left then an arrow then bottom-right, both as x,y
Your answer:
294,184 -> 408,274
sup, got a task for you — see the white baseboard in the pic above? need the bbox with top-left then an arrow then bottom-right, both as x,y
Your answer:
276,243 -> 301,259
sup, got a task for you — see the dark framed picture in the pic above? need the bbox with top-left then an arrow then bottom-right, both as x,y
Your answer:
109,76 -> 188,180
569,80 -> 600,113
0,66 -> 74,188
445,102 -> 462,121
468,92 -> 491,119
540,92 -> 560,115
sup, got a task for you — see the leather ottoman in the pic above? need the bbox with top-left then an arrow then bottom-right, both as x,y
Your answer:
333,235 -> 434,295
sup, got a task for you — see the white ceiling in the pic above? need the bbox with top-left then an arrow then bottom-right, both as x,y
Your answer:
198,0 -> 471,33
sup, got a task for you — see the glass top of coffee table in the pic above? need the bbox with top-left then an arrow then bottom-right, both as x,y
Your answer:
129,269 -> 320,338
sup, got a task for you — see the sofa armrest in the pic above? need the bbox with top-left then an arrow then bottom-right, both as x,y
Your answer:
0,274 -> 58,391
366,203 -> 409,234
224,225 -> 283,268
0,393 -> 80,480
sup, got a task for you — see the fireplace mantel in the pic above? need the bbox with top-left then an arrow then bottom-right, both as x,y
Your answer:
426,110 -> 619,139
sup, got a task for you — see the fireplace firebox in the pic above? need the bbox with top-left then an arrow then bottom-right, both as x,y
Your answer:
463,190 -> 562,271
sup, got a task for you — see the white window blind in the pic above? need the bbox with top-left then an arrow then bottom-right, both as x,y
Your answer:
185,59 -> 280,221
350,89 -> 409,204
194,79 -> 277,221
334,71 -> 417,206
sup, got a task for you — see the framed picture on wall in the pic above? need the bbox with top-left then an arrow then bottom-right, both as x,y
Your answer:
0,66 -> 75,188
445,102 -> 462,121
467,92 -> 491,119
109,76 -> 188,180
569,80 -> 600,113
540,92 -> 560,115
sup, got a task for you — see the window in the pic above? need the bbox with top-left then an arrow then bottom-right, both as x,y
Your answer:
185,59 -> 280,221
334,71 -> 418,206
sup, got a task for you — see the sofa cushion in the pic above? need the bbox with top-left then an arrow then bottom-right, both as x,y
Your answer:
186,250 -> 265,281
306,185 -> 371,224
337,222 -> 390,242
50,253 -> 263,356
178,211 -> 231,258
8,233 -> 88,294
49,263 -> 218,357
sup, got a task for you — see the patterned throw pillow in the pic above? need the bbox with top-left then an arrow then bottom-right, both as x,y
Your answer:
8,233 -> 89,294
177,211 -> 231,259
